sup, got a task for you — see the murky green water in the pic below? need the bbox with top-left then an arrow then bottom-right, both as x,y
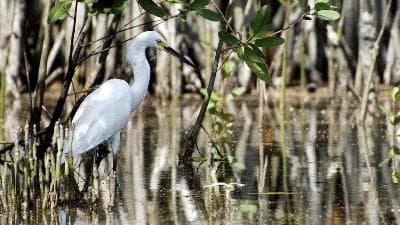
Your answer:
1,95 -> 400,225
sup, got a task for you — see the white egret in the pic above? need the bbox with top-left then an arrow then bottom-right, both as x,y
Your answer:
62,31 -> 196,166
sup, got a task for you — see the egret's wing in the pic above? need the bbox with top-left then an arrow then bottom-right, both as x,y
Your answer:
68,79 -> 133,156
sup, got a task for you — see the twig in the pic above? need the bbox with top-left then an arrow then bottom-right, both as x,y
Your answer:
68,1 -> 78,65
359,0 -> 392,122
80,15 -> 178,48
77,18 -> 172,64
269,12 -> 307,37
200,125 -> 223,158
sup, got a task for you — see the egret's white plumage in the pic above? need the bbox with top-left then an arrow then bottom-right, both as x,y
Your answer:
62,31 -> 194,162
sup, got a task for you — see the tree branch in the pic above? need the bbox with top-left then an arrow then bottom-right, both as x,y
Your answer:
179,39 -> 223,164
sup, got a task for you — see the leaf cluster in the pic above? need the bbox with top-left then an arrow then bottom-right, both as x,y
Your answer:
137,0 -> 222,21
48,0 -> 128,23
379,86 -> 400,183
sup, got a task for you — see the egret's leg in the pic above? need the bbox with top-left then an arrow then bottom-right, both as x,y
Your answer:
108,132 -> 120,211
110,131 -> 121,171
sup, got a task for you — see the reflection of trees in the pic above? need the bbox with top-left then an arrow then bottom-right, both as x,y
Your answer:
2,96 -> 400,225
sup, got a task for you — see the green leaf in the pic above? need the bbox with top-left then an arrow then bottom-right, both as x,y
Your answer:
235,46 -> 245,58
316,10 -> 340,21
392,114 -> 400,125
222,60 -> 235,78
48,0 -> 72,23
254,36 -> 285,48
189,0 -> 210,10
248,44 -> 264,58
138,0 -> 165,17
200,41 -> 216,50
91,0 -> 128,15
199,88 -> 221,102
379,146 -> 399,166
379,104 -> 398,126
392,170 -> 400,184
243,46 -> 271,82
218,31 -> 240,45
315,2 -> 330,10
196,8 -> 221,21
249,5 -> 272,37
231,86 -> 246,97
392,87 -> 400,102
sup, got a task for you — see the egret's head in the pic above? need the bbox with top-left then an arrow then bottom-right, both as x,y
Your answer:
130,31 -> 196,69
133,31 -> 166,49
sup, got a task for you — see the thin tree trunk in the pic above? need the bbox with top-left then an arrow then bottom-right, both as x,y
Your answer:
6,0 -> 26,98
30,0 -> 52,130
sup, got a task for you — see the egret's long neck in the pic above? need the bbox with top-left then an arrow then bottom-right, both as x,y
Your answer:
127,43 -> 150,112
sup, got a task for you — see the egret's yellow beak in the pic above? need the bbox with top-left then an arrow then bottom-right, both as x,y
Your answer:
158,41 -> 197,69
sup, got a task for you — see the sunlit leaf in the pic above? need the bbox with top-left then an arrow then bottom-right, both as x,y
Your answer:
227,86 -> 246,100
48,0 -> 72,23
316,0 -> 330,3
199,88 -> 221,102
249,43 -> 264,57
249,5 -> 272,37
196,8 -> 221,21
244,46 -> 264,62
378,105 -> 399,125
317,10 -> 340,21
200,40 -> 216,50
189,0 -> 209,10
138,0 -> 165,17
243,46 -> 271,82
392,170 -> 400,184
218,31 -> 240,45
235,46 -> 245,58
379,146 -> 398,166
392,87 -> 400,102
222,60 -> 235,78
254,36 -> 285,48
231,86 -> 246,97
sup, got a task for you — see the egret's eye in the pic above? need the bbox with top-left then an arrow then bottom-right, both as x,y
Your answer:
156,39 -> 162,44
